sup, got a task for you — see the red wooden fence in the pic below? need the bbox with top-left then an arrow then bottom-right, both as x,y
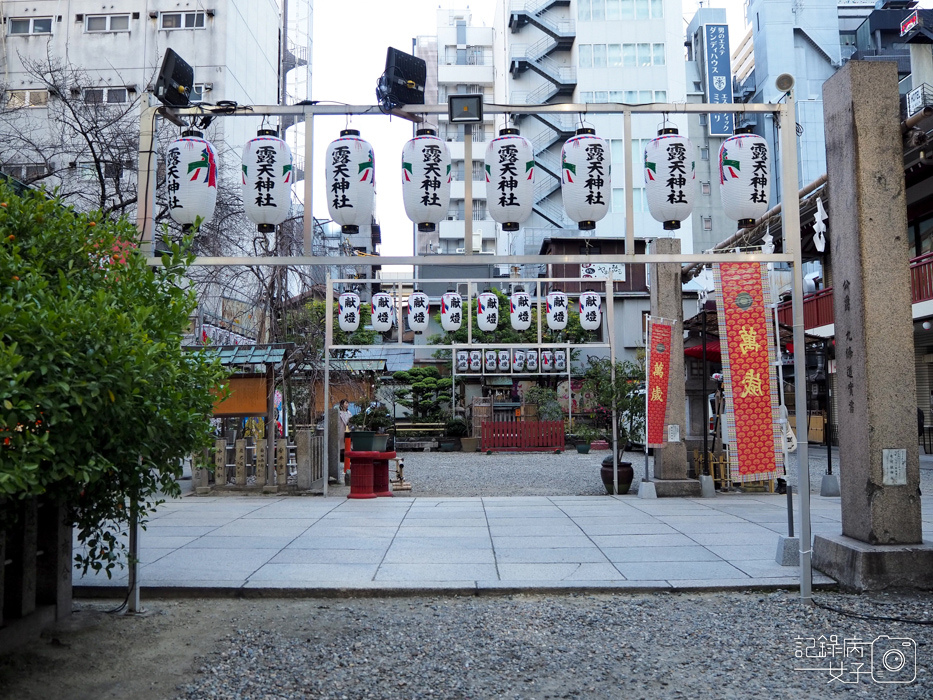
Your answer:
481,419 -> 565,452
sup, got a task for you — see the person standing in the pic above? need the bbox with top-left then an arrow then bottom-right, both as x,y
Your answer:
338,400 -> 352,434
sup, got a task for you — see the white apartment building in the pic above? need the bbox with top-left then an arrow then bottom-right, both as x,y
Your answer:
494,0 -> 689,254
414,8 -> 500,259
0,0 -> 310,203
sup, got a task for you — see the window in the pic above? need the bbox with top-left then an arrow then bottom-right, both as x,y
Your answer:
699,114 -> 708,126
190,84 -> 207,103
160,12 -> 205,29
579,44 -> 593,69
84,87 -> 129,104
609,90 -> 624,102
624,90 -> 637,102
78,160 -> 128,180
580,91 -> 593,103
652,43 -> 665,66
1,163 -> 49,181
593,44 -> 607,67
86,14 -> 129,32
606,0 -> 621,20
654,90 -> 667,101
637,43 -> 651,66
578,0 -> 591,21
593,91 -> 609,103
620,0 -> 635,20
608,44 -> 622,67
701,182 -> 711,196
700,147 -> 710,160
6,90 -> 49,108
592,0 -> 605,21
623,44 -> 636,67
638,90 -> 652,102
703,217 -> 713,231
9,17 -> 53,34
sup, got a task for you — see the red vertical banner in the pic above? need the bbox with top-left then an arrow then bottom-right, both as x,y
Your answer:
646,320 -> 673,447
713,262 -> 783,482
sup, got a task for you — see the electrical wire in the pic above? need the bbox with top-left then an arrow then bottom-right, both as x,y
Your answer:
813,597 -> 933,626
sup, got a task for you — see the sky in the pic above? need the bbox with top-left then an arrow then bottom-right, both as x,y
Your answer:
308,0 -> 748,258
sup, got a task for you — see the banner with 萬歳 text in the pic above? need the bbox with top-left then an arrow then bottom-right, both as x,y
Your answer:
713,262 -> 784,482
646,319 -> 674,447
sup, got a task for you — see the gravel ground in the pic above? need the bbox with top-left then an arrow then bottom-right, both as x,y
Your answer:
1,591 -> 930,699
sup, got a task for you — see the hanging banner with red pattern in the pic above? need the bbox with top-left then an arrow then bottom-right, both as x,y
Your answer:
646,319 -> 674,447
713,262 -> 783,483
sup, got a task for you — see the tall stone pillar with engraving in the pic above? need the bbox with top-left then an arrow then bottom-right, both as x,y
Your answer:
814,60 -> 931,590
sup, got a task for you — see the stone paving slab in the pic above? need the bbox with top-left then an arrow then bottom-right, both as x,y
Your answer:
72,493 -> 931,596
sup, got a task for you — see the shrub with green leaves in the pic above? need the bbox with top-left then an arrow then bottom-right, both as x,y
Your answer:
0,182 -> 227,576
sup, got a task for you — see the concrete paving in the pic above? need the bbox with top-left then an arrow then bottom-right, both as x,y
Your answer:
72,489 -> 933,596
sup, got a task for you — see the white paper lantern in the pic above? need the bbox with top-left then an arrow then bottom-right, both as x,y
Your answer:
242,130 -> 293,232
644,127 -> 697,230
554,350 -> 567,372
509,289 -> 532,331
477,291 -> 500,332
469,350 -> 482,372
484,350 -> 498,372
325,129 -> 375,234
485,128 -> 535,231
456,351 -> 469,372
541,350 -> 554,373
338,292 -> 361,332
578,291 -> 602,331
560,128 -> 611,231
526,349 -> 539,371
498,350 -> 510,371
512,349 -> 525,372
166,131 -> 218,228
440,291 -> 463,332
719,129 -> 770,226
546,291 -> 569,331
407,291 -> 430,334
370,292 -> 394,333
402,129 -> 451,233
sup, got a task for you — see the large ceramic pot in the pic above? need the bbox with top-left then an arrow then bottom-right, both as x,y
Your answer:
576,443 -> 591,454
372,434 -> 390,452
460,436 -> 480,453
600,455 -> 634,495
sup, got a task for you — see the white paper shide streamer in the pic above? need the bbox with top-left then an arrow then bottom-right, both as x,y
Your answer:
326,129 -> 375,234
166,130 -> 218,228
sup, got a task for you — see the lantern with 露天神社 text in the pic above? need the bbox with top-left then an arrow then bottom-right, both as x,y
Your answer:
485,128 -> 534,232
242,129 -> 293,233
326,129 -> 375,234
719,127 -> 770,227
166,130 -> 218,229
644,127 -> 696,230
561,128 -> 611,231
402,129 -> 451,232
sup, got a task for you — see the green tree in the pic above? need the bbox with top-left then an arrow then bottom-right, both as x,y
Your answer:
581,356 -> 646,448
0,182 -> 227,575
390,367 -> 452,422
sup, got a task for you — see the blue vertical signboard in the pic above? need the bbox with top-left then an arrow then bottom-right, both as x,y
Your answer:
704,24 -> 733,137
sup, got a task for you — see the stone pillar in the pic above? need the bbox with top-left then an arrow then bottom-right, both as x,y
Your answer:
649,237 -> 699,497
234,439 -> 247,486
328,406 -> 342,483
813,60 -> 932,591
212,439 -> 226,489
276,443 -> 288,486
295,429 -> 313,489
255,438 -> 267,487
36,501 -> 71,620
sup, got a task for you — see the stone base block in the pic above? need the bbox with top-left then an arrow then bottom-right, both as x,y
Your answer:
820,474 -> 841,497
813,534 -> 933,591
262,485 -> 279,494
637,481 -> 657,499
195,487 -> 212,496
776,535 -> 800,566
699,475 -> 716,498
651,478 -> 702,498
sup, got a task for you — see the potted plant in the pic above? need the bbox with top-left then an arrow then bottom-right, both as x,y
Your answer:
440,417 -> 468,451
348,404 -> 393,451
575,424 -> 600,454
600,452 -> 635,494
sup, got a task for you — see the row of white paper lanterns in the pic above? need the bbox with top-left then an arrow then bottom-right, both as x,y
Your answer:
166,125 -> 770,233
337,289 -> 603,334
455,349 -> 567,373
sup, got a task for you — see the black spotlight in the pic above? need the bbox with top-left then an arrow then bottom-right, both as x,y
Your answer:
377,47 -> 426,111
154,48 -> 194,107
